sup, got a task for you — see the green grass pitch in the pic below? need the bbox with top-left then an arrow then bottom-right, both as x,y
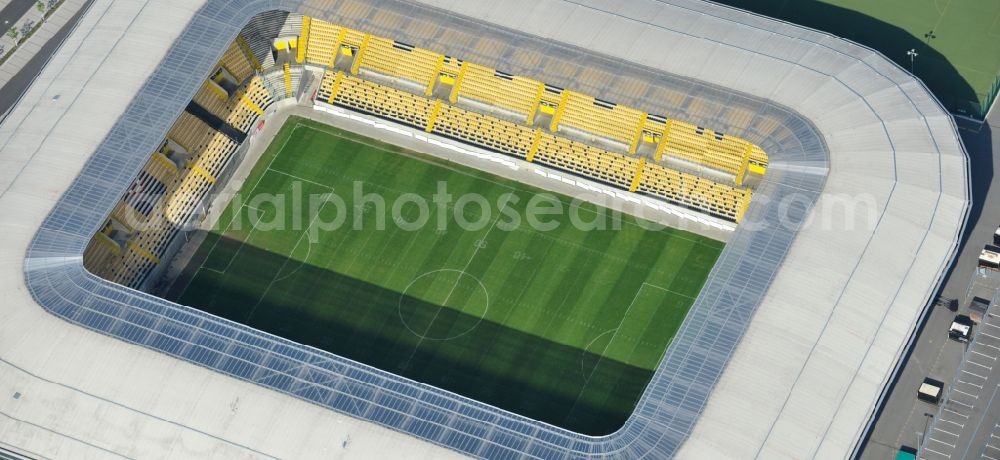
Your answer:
168,117 -> 723,435
715,0 -> 1000,116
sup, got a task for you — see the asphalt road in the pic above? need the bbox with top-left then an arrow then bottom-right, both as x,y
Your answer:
0,0 -> 34,33
859,107 -> 1000,459
0,0 -> 91,118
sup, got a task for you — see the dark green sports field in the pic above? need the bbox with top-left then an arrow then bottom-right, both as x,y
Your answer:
715,0 -> 1000,116
169,117 -> 723,435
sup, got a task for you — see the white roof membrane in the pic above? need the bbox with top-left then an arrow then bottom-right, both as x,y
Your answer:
0,0 -> 968,458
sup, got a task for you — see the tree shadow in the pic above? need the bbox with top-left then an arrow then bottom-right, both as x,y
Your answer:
710,0 -> 981,116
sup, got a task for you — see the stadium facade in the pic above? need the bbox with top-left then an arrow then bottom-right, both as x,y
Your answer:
0,0 -> 968,458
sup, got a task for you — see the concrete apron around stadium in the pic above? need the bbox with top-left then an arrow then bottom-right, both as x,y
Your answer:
200,98 -> 736,245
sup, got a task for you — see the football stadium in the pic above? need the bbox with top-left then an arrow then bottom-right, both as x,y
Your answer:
0,0 -> 971,459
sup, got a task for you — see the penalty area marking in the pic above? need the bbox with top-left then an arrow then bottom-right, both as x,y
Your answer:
578,282 -> 673,384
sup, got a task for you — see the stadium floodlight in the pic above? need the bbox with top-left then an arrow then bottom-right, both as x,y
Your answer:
907,48 -> 918,73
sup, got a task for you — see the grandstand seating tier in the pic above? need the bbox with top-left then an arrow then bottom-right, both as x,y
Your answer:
219,41 -> 254,83
554,90 -> 646,150
532,133 -> 639,189
331,74 -> 435,128
317,70 -> 751,223
432,104 -> 535,158
637,163 -> 750,221
357,36 -> 442,90
657,119 -> 755,181
303,18 -> 344,67
192,82 -> 231,120
87,74 -> 266,288
167,113 -> 212,153
301,16 -> 768,182
91,16 -> 771,289
451,62 -> 542,121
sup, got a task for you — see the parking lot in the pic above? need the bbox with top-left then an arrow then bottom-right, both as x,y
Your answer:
921,302 -> 1000,459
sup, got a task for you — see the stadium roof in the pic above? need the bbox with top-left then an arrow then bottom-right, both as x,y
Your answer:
0,0 -> 968,458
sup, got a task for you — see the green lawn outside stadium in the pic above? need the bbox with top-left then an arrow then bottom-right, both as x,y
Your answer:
169,117 -> 723,434
714,0 -> 1000,116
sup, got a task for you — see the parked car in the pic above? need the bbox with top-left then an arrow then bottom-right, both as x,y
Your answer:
949,314 -> 974,342
979,246 -> 1000,270
917,377 -> 944,404
896,445 -> 917,460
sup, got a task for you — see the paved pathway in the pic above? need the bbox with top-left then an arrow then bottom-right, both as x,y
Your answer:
0,0 -> 91,119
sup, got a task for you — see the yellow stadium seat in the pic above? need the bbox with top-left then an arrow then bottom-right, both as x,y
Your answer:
551,90 -> 646,150
331,74 -> 436,128
356,36 -> 442,90
655,119 -> 760,183
303,18 -> 345,67
450,62 -> 543,122
219,41 -> 254,83
430,104 -> 536,158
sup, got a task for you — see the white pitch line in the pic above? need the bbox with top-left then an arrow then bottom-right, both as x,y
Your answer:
579,283 -> 649,384
400,198 -> 512,368
215,205 -> 270,274
636,282 -> 696,300
241,191 -> 334,323
266,166 -> 332,189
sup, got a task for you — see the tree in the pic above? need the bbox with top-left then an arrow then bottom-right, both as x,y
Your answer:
6,27 -> 18,41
